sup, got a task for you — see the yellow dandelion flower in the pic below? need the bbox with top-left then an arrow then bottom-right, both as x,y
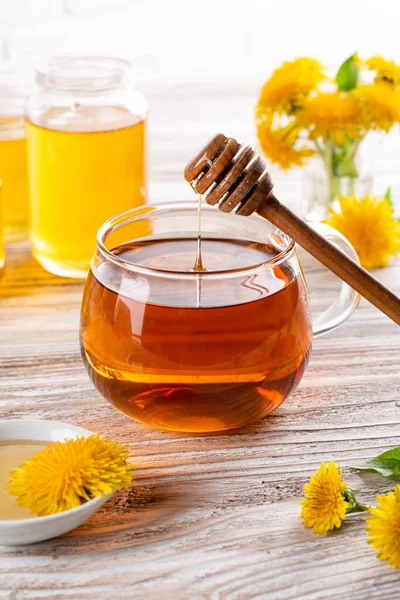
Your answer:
7,434 -> 133,516
300,461 -> 349,534
256,57 -> 325,114
367,485 -> 400,569
256,120 -> 314,170
325,194 -> 400,269
353,83 -> 400,132
295,92 -> 362,145
365,56 -> 400,86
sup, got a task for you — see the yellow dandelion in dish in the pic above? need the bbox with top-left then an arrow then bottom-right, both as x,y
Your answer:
367,485 -> 400,569
7,434 -> 133,516
353,83 -> 400,132
365,56 -> 400,86
295,92 -> 362,145
256,57 -> 325,115
325,194 -> 400,269
300,461 -> 349,534
256,120 -> 314,170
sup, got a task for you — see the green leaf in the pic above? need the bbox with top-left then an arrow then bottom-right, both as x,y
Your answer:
350,447 -> 400,477
384,187 -> 393,208
336,54 -> 359,91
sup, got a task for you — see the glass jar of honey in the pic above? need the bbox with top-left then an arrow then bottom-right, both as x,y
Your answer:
26,56 -> 147,278
0,63 -> 31,242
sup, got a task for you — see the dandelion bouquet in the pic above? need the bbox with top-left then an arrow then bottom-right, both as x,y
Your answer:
255,54 -> 400,203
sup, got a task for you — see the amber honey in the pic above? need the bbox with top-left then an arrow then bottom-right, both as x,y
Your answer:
80,236 -> 312,432
0,184 -> 4,278
27,106 -> 146,277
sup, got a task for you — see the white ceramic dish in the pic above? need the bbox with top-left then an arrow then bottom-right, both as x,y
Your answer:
0,419 -> 115,546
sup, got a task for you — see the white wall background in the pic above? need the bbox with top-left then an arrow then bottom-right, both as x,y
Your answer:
0,0 -> 400,81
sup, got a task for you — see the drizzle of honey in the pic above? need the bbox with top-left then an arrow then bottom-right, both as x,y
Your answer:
193,193 -> 205,307
191,191 -> 205,273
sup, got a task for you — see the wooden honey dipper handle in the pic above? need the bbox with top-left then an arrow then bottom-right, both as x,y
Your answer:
184,133 -> 400,326
260,193 -> 400,325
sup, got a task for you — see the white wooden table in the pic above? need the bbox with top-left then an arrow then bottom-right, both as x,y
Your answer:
0,77 -> 399,599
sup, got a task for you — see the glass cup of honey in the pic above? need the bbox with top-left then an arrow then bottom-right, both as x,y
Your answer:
80,203 -> 360,433
26,56 -> 147,278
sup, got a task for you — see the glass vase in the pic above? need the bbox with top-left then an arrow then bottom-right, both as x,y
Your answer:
304,166 -> 374,222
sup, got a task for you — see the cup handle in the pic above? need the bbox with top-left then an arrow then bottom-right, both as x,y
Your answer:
303,222 -> 361,337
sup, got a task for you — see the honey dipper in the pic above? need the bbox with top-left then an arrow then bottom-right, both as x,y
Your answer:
184,133 -> 400,326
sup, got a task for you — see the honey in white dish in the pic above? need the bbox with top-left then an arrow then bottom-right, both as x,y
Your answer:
0,440 -> 45,520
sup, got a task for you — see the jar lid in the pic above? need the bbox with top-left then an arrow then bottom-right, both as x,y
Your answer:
36,55 -> 135,94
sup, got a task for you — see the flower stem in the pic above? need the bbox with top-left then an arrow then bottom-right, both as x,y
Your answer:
343,488 -> 370,514
348,501 -> 370,514
322,140 -> 338,204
